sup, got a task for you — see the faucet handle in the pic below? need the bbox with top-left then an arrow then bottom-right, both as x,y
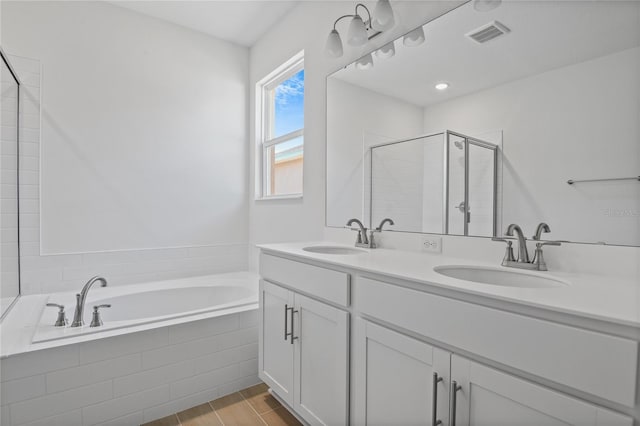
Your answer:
46,303 -> 69,327
492,237 -> 516,264
536,241 -> 562,247
90,304 -> 111,328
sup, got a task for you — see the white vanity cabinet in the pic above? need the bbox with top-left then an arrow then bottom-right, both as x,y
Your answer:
353,319 -> 451,426
259,254 -> 350,426
450,355 -> 632,426
258,249 -> 637,426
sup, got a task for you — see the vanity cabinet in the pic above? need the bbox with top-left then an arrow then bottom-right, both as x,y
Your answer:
354,319 -> 451,426
354,319 -> 632,426
259,279 -> 349,426
450,355 -> 632,426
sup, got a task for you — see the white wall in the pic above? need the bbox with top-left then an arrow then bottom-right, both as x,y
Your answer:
1,2 -> 250,293
423,47 -> 640,246
327,78 -> 424,228
248,0 -> 465,267
3,1 -> 249,254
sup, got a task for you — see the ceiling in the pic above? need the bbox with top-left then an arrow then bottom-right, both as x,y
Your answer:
110,1 -> 299,46
332,1 -> 640,107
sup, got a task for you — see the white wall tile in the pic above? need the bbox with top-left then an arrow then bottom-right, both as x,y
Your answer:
10,381 -> 111,425
94,411 -> 143,426
21,409 -> 81,426
78,327 -> 168,364
216,374 -> 261,397
46,353 -> 141,393
112,360 -> 194,398
142,327 -> 257,370
167,313 -> 239,345
0,375 -> 45,405
193,343 -> 258,375
0,345 -> 78,382
81,385 -> 169,425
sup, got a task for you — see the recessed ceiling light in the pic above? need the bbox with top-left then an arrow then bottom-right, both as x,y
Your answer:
435,82 -> 449,91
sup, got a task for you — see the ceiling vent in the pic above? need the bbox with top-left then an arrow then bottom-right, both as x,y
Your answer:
466,21 -> 510,44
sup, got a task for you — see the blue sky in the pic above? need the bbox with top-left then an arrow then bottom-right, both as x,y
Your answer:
274,69 -> 304,139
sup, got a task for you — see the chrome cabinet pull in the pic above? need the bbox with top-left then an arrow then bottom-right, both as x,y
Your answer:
284,304 -> 292,341
290,307 -> 299,344
450,380 -> 462,426
432,372 -> 443,425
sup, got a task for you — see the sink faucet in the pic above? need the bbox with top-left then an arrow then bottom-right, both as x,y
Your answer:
368,218 -> 395,249
346,218 -> 369,248
493,224 -> 561,271
71,276 -> 107,327
505,224 -> 530,263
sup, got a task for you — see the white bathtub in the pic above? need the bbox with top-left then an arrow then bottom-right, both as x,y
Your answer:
32,272 -> 258,344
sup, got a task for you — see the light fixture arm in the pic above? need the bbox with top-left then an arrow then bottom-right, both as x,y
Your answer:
332,3 -> 373,30
333,14 -> 356,30
354,3 -> 373,29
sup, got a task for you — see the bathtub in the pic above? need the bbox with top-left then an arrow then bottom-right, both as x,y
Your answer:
31,271 -> 258,344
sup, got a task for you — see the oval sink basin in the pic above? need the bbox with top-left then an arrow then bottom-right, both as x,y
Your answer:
434,265 -> 567,288
302,245 -> 367,255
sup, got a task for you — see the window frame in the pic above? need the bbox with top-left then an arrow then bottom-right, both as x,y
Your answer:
256,51 -> 305,200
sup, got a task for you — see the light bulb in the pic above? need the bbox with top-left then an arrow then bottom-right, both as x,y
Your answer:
375,41 -> 395,59
347,15 -> 368,46
372,0 -> 395,31
403,26 -> 425,47
326,29 -> 344,57
435,82 -> 449,91
355,53 -> 374,70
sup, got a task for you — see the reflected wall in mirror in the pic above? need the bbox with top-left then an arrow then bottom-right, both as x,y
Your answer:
0,49 -> 21,319
370,131 -> 498,237
326,0 -> 640,246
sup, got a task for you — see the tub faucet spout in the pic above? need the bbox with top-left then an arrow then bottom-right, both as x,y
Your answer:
71,276 -> 107,327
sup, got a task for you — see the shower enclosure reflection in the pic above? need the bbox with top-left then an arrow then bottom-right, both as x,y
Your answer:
371,130 -> 498,237
0,49 -> 21,320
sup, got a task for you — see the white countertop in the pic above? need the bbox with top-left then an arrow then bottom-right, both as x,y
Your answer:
258,242 -> 640,329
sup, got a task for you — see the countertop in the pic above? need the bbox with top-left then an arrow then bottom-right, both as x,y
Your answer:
257,242 -> 640,330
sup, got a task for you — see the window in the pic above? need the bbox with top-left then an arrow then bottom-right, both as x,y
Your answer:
257,52 -> 304,199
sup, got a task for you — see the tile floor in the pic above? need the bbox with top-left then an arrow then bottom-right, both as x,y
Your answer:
142,383 -> 302,426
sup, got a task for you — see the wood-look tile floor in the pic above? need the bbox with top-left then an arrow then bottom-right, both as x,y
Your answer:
141,383 -> 302,426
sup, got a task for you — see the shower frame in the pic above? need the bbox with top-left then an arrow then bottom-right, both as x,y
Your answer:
369,129 -> 499,237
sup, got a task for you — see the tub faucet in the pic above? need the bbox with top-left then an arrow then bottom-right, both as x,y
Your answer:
71,276 -> 107,327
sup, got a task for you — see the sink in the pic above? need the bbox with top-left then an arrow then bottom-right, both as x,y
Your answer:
302,245 -> 367,255
433,265 -> 567,288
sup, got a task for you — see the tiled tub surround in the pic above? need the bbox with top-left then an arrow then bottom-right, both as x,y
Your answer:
0,273 -> 260,426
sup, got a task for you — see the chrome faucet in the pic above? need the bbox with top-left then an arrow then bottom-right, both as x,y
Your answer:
71,276 -> 107,327
493,223 -> 561,271
346,218 -> 369,248
506,224 -> 530,263
368,218 -> 395,249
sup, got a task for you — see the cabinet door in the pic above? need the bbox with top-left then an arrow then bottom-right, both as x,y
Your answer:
353,319 -> 451,426
259,280 -> 294,406
293,294 -> 349,426
450,355 -> 632,426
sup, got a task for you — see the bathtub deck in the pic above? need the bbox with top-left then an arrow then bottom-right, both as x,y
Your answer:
142,383 -> 302,426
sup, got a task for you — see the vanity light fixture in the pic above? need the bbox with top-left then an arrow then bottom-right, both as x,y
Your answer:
435,82 -> 449,90
375,41 -> 395,59
355,53 -> 375,70
403,26 -> 426,47
325,0 -> 396,60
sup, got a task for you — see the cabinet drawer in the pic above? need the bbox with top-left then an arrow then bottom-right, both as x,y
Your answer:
260,253 -> 350,307
357,277 -> 638,407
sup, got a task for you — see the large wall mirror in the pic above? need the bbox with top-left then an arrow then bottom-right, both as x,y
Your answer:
327,0 -> 640,246
1,48 -> 21,319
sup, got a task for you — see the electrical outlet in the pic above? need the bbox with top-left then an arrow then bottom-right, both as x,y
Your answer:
421,236 -> 442,253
